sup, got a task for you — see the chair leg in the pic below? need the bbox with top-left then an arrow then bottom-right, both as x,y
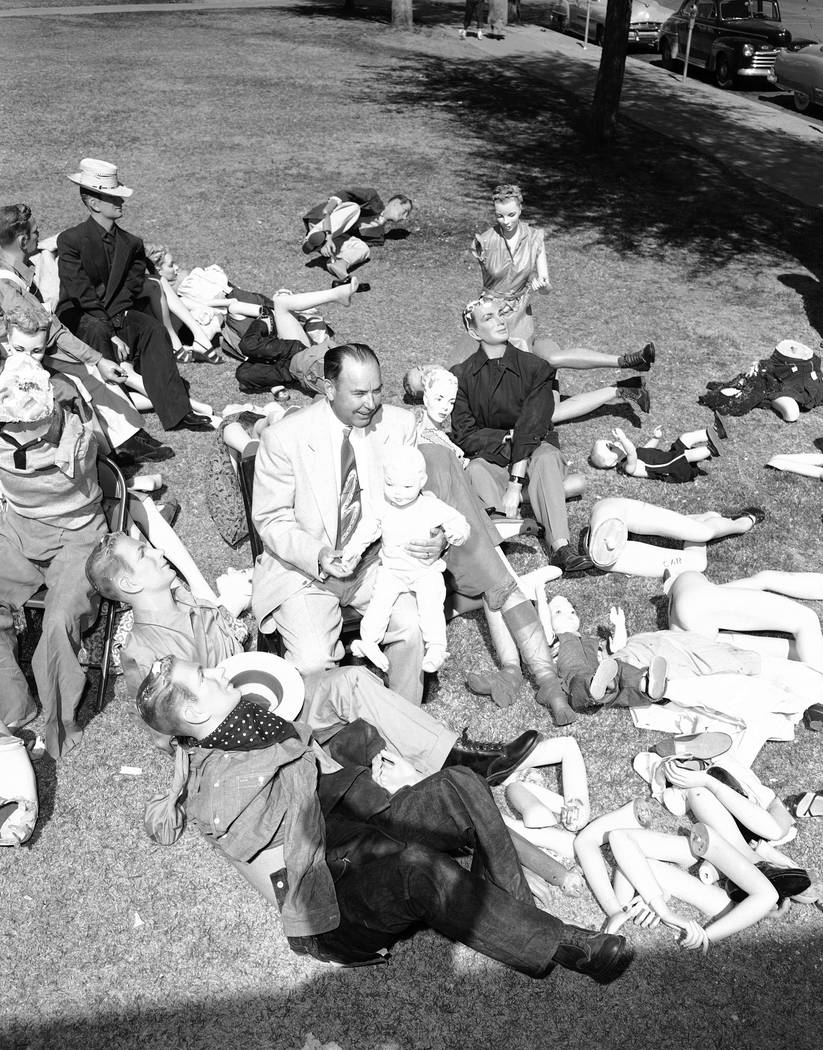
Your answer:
96,599 -> 117,712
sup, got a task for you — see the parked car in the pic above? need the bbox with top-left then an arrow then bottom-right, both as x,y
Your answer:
548,0 -> 669,50
659,0 -> 792,88
769,42 -> 823,113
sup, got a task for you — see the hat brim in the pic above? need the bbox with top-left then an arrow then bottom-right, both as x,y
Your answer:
66,173 -> 133,198
218,652 -> 305,722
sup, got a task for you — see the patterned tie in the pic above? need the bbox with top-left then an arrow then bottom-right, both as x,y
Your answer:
337,426 -> 361,548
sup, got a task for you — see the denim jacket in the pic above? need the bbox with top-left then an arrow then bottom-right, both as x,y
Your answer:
185,733 -> 340,938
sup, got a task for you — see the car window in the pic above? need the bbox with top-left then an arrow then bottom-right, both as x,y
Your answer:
720,0 -> 750,18
696,1 -> 716,17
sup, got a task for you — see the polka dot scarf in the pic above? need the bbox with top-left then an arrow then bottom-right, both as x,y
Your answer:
198,698 -> 299,751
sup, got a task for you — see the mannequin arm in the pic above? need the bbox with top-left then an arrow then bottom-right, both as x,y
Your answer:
689,823 -> 778,942
665,763 -> 784,842
574,801 -> 646,919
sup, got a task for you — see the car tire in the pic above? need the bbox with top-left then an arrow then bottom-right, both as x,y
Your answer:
550,13 -> 567,33
661,39 -> 677,71
793,90 -> 812,113
714,54 -> 735,89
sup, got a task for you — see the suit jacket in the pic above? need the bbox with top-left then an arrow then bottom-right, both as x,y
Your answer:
252,398 -> 415,616
56,216 -> 148,337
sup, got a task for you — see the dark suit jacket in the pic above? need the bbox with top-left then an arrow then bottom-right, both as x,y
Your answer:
56,216 -> 148,339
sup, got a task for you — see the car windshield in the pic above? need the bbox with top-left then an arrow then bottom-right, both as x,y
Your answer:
719,1 -> 779,20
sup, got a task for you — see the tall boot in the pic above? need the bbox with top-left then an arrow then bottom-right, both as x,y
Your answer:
466,603 -> 523,709
501,597 -> 576,726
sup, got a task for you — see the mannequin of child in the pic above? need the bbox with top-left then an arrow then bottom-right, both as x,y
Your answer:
590,425 -> 720,483
667,570 -> 823,673
342,446 -> 471,674
587,497 -> 763,578
0,724 -> 38,846
548,596 -> 668,712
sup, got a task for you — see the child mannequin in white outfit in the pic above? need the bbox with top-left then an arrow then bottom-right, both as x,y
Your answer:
343,446 -> 470,673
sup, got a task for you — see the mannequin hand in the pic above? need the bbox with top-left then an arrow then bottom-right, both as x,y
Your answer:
318,547 -> 353,579
406,526 -> 446,565
529,274 -> 550,292
444,521 -> 470,546
652,425 -> 664,438
625,895 -> 661,929
524,870 -> 554,912
97,359 -> 127,384
609,606 -> 627,651
111,335 -> 130,362
663,760 -> 711,790
501,482 -> 523,519
371,749 -> 421,793
561,798 -> 590,832
675,920 -> 710,954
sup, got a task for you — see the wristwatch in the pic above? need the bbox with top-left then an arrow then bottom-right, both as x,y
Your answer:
508,473 -> 525,485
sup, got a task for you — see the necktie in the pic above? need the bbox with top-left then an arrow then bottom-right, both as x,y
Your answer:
337,427 -> 361,548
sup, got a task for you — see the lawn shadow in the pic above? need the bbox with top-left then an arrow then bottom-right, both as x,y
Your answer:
777,273 -> 823,342
375,48 -> 823,285
4,929 -> 821,1050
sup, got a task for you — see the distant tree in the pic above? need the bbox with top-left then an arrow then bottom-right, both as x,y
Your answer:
392,0 -> 413,27
590,0 -> 633,145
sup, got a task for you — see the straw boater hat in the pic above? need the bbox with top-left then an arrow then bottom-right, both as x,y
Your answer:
66,158 -> 133,198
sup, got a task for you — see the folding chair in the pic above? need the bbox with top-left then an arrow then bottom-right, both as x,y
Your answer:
236,440 -> 361,655
18,454 -> 128,713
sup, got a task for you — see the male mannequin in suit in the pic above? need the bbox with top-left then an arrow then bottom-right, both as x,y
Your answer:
252,343 -> 426,704
56,158 -> 210,432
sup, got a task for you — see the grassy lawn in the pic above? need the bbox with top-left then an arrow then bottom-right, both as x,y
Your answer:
1,4 -> 822,1049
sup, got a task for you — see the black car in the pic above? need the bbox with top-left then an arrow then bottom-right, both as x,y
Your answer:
659,0 -> 792,88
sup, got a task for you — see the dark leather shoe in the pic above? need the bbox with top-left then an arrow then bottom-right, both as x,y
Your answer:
551,545 -> 593,575
444,728 -> 540,786
616,377 -> 650,413
721,505 -> 766,525
171,412 -> 215,432
115,430 -> 174,465
553,925 -> 634,984
724,862 -> 811,904
617,341 -> 655,372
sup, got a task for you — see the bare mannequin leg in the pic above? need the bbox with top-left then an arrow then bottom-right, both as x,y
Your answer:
121,363 -> 213,418
534,347 -> 621,370
668,571 -> 823,671
771,396 -> 800,422
553,388 -> 622,424
609,539 -> 707,578
679,428 -> 709,447
767,454 -> 823,480
723,570 -> 823,601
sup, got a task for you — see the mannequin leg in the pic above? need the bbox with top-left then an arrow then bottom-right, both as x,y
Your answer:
767,454 -> 823,479
272,283 -> 356,343
679,429 -> 709,448
466,603 -> 523,708
668,572 -> 823,670
683,448 -> 711,464
575,801 -> 649,920
553,388 -> 621,424
610,539 -> 707,578
500,592 -> 574,724
538,348 -> 621,370
723,571 -> 823,601
624,502 -> 755,542
770,396 -> 800,422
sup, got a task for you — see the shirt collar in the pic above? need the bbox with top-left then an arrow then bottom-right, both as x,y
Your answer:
469,342 -> 522,377
0,248 -> 34,287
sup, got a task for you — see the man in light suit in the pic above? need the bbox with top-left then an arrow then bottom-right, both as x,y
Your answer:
56,158 -> 211,432
252,343 -> 427,704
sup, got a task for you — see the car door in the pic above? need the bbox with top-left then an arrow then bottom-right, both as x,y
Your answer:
689,0 -> 718,66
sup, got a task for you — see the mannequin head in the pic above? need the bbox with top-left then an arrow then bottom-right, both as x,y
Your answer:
85,532 -> 177,601
402,364 -> 425,403
0,352 -> 54,427
145,243 -> 180,282
383,446 -> 427,508
590,439 -> 623,470
492,183 -> 523,236
549,595 -> 580,635
421,367 -> 458,429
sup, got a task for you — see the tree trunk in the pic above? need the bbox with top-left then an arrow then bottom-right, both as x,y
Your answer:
392,0 -> 413,28
590,0 -> 633,146
488,0 -> 507,36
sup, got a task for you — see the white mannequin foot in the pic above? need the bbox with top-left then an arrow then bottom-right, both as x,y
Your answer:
422,644 -> 448,673
350,639 -> 389,672
517,564 -> 562,600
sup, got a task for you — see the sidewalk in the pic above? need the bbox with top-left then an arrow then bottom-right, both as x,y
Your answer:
1,0 -> 820,209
